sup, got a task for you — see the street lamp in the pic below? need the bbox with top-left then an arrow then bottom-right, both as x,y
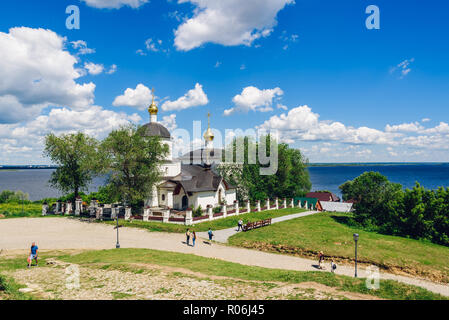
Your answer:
114,214 -> 121,249
353,233 -> 359,277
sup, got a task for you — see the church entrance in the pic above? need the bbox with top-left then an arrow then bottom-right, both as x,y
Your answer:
182,196 -> 188,210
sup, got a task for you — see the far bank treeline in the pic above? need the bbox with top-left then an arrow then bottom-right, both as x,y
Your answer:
340,172 -> 449,246
43,126 -> 312,210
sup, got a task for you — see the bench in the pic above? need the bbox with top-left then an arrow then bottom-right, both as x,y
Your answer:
242,218 -> 272,231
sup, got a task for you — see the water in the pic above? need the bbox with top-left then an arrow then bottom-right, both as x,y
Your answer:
1,164 -> 449,201
308,163 -> 449,197
0,169 -> 105,201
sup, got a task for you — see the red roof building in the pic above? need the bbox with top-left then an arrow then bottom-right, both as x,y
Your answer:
306,192 -> 340,202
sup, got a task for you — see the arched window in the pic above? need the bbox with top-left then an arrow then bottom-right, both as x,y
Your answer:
162,194 -> 166,201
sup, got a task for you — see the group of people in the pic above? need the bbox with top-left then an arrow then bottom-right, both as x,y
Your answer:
185,228 -> 214,246
318,251 -> 337,273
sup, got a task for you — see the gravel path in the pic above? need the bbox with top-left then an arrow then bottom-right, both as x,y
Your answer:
197,210 -> 318,243
0,218 -> 447,297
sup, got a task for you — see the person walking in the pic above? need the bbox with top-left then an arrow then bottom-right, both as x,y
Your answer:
208,228 -> 214,245
192,231 -> 197,247
186,229 -> 191,246
330,259 -> 337,273
237,219 -> 243,231
28,242 -> 39,268
318,251 -> 324,269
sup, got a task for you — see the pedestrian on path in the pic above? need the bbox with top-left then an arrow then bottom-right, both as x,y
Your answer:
192,231 -> 197,247
208,228 -> 214,245
330,259 -> 337,273
237,219 -> 243,231
318,251 -> 324,269
27,242 -> 39,268
186,229 -> 191,246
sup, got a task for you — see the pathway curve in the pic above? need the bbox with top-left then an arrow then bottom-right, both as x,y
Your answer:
0,218 -> 447,297
197,210 -> 318,243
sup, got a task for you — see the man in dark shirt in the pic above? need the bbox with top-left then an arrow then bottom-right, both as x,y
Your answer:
28,242 -> 38,267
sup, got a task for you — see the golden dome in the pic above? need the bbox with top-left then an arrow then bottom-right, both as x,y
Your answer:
203,112 -> 214,141
148,88 -> 158,115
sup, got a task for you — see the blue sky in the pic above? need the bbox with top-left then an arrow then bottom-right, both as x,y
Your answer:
0,0 -> 448,164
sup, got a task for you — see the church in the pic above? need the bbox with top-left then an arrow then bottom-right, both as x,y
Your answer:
142,91 -> 237,212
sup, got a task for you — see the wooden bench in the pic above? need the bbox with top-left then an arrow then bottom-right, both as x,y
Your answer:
242,218 -> 272,231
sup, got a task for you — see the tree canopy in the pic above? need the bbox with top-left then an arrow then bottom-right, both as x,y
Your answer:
340,172 -> 449,246
43,132 -> 100,200
100,124 -> 168,208
218,136 -> 311,203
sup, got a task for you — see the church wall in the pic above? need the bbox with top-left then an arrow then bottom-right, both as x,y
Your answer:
161,161 -> 181,177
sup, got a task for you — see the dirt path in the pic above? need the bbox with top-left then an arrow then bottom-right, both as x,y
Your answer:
0,218 -> 448,297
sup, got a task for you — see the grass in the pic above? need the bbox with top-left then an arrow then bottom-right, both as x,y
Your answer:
56,248 -> 446,300
99,207 -> 306,233
228,212 -> 449,283
0,202 -> 42,218
0,274 -> 34,300
0,248 -> 445,300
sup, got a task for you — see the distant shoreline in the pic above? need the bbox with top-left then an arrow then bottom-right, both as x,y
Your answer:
308,162 -> 449,167
1,163 -> 449,170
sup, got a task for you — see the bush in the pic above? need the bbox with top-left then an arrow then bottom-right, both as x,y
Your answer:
193,205 -> 203,217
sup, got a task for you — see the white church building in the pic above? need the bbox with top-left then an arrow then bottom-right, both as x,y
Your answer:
143,91 -> 237,212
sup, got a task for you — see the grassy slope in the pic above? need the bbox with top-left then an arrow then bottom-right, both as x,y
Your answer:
58,249 -> 446,300
100,207 -> 306,233
1,248 -> 445,300
229,212 -> 449,283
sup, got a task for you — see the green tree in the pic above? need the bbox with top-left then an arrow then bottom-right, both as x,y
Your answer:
44,132 -> 100,200
100,124 -> 168,209
219,135 -> 311,202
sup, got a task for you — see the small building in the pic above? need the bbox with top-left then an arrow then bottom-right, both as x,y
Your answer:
320,201 -> 353,213
306,192 -> 340,202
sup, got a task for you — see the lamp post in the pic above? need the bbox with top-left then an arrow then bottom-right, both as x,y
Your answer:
353,233 -> 359,277
115,214 -> 120,249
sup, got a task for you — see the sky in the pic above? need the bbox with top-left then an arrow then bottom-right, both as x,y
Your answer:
0,0 -> 449,164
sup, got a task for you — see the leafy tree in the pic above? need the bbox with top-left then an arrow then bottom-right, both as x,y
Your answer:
100,124 -> 168,209
218,135 -> 311,202
43,132 -> 100,200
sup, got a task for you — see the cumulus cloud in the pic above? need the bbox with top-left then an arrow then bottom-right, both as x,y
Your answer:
81,0 -> 149,9
161,83 -> 209,111
385,122 -> 424,133
224,86 -> 283,116
112,84 -> 153,110
0,27 -> 96,124
174,0 -> 294,51
71,40 -> 95,55
84,62 -> 105,75
160,114 -> 177,131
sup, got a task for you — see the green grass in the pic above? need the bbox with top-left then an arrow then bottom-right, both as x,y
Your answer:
99,207 -> 306,233
228,212 -> 449,283
0,274 -> 34,300
0,248 -> 445,300
0,202 -> 42,218
56,248 -> 446,300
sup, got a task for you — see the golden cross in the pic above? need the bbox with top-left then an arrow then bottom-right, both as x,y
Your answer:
207,112 -> 211,127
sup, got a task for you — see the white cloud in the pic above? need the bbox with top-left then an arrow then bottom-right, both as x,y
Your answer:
0,27 -> 96,124
112,84 -> 153,110
422,118 -> 431,123
0,106 -> 141,163
385,122 -> 423,133
160,114 -> 177,131
84,62 -> 105,75
224,86 -> 283,116
71,40 -> 95,55
81,0 -> 149,9
174,0 -> 294,51
161,83 -> 209,111
106,64 -> 118,74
